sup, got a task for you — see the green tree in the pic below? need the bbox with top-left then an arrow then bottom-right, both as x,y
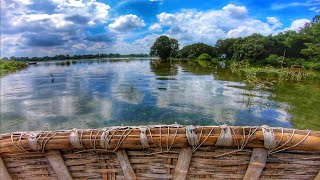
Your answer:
150,36 -> 179,60
215,38 -> 237,59
179,42 -> 216,58
300,17 -> 320,61
198,53 -> 212,61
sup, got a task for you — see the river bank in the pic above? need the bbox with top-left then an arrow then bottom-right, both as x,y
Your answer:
0,60 -> 28,77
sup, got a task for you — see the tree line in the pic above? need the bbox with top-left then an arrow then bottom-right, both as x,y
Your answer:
150,15 -> 320,70
2,53 -> 150,62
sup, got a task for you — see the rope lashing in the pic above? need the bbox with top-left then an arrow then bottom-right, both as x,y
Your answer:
100,128 -> 111,149
11,133 -> 28,152
215,125 -> 233,146
69,129 -> 85,149
27,132 -> 41,151
268,130 -> 311,155
261,125 -> 277,149
139,127 -> 150,148
186,125 -> 199,147
192,126 -> 215,153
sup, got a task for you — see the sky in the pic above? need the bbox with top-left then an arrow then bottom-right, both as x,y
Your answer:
0,0 -> 319,57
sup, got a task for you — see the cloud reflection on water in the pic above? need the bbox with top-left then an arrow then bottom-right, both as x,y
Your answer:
0,59 -> 292,133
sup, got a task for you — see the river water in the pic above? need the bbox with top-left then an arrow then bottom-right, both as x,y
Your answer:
1,59 -> 319,133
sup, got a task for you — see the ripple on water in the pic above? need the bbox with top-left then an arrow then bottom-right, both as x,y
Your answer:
1,59 -> 319,133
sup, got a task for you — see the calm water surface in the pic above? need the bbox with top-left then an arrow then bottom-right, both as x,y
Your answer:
1,59 -> 319,133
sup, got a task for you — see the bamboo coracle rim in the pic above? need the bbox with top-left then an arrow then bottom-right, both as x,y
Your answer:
0,124 -> 319,180
1,124 -> 319,154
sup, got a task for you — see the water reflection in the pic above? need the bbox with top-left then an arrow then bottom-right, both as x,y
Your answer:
0,59 -> 319,133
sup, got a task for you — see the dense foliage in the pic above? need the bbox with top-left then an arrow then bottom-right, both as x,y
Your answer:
0,60 -> 28,76
214,15 -> 320,68
2,53 -> 150,62
150,36 -> 179,60
151,15 -> 319,70
178,43 -> 216,59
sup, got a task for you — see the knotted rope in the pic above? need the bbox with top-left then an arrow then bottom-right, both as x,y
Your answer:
28,132 -> 41,151
212,126 -> 260,158
100,128 -> 111,149
10,132 -> 57,153
215,125 -> 233,146
69,129 -> 85,149
139,127 -> 150,148
186,125 -> 199,149
261,125 -> 277,150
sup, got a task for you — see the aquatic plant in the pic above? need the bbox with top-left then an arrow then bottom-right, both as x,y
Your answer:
229,60 -> 249,75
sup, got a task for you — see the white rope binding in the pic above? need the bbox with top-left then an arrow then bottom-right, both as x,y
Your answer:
215,125 -> 233,146
28,132 -> 40,151
69,129 -> 84,149
139,127 -> 150,148
261,125 -> 277,149
186,125 -> 199,147
100,128 -> 111,149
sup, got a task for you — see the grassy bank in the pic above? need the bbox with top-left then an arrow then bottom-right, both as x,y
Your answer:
0,60 -> 28,77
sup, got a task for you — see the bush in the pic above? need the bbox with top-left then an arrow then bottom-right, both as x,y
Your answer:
303,62 -> 320,71
0,60 -> 28,76
286,58 -> 305,66
265,54 -> 282,66
198,53 -> 212,61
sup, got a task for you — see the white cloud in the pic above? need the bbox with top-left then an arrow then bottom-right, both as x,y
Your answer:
149,23 -> 162,31
152,4 -> 279,46
227,26 -> 257,37
109,14 -> 145,32
286,19 -> 311,31
222,4 -> 248,18
267,17 -> 279,24
0,0 -> 113,57
267,17 -> 283,29
2,0 -> 110,32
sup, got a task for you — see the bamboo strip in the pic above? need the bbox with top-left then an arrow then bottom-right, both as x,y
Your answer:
46,150 -> 73,180
0,157 -> 12,180
0,127 -> 319,153
243,148 -> 268,180
115,149 -> 136,180
174,147 -> 192,180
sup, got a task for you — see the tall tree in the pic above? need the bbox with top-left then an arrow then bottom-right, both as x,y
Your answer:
150,36 -> 179,60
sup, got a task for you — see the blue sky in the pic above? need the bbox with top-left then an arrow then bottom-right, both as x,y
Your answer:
1,0 -> 319,57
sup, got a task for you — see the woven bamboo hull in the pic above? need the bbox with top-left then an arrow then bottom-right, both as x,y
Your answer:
0,125 -> 319,180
